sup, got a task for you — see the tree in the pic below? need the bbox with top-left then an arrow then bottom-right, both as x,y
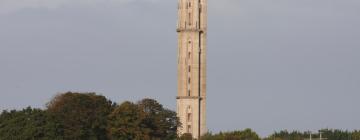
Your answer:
138,98 -> 179,140
265,130 -> 307,140
0,107 -> 61,140
107,101 -> 148,140
319,129 -> 352,140
47,92 -> 114,140
179,133 -> 194,140
108,98 -> 179,140
352,130 -> 360,140
199,129 -> 260,140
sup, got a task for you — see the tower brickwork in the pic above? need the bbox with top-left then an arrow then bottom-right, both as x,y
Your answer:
176,0 -> 207,139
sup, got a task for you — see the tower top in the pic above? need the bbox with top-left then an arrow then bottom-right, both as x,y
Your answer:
176,0 -> 207,32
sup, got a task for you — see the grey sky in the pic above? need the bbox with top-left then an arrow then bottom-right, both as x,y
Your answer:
1,0 -> 360,137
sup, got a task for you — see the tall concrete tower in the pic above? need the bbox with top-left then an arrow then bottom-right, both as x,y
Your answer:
176,0 -> 207,139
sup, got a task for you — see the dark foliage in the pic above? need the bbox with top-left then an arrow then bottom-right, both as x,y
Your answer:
200,129 -> 261,140
1,92 -> 359,140
179,133 -> 194,140
0,107 -> 62,140
47,92 -> 114,140
0,92 -> 179,140
265,129 -> 360,140
108,99 -> 179,140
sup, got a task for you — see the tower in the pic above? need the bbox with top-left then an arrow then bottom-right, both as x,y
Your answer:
176,0 -> 207,139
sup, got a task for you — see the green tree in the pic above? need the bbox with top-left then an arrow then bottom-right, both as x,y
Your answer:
266,130 -> 308,140
137,98 -> 179,140
320,129 -> 352,140
0,107 -> 62,140
108,98 -> 179,140
47,92 -> 114,140
179,133 -> 194,140
107,101 -> 148,140
199,129 -> 260,140
352,130 -> 360,140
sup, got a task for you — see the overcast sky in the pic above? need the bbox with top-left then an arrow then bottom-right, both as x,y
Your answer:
1,0 -> 360,137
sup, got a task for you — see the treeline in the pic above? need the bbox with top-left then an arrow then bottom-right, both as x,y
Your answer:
264,129 -> 360,140
0,92 -> 178,140
197,129 -> 261,140
0,92 -> 359,140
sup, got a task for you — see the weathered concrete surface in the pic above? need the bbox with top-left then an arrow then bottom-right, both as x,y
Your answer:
176,0 -> 207,139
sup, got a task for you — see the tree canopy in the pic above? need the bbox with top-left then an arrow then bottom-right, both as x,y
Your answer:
108,99 -> 179,140
46,92 -> 115,140
200,129 -> 261,140
0,92 -> 359,140
0,92 -> 179,140
0,107 -> 61,140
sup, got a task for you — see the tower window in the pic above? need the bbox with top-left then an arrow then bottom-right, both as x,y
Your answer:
188,90 -> 191,96
187,113 -> 192,122
188,13 -> 192,26
187,125 -> 192,133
